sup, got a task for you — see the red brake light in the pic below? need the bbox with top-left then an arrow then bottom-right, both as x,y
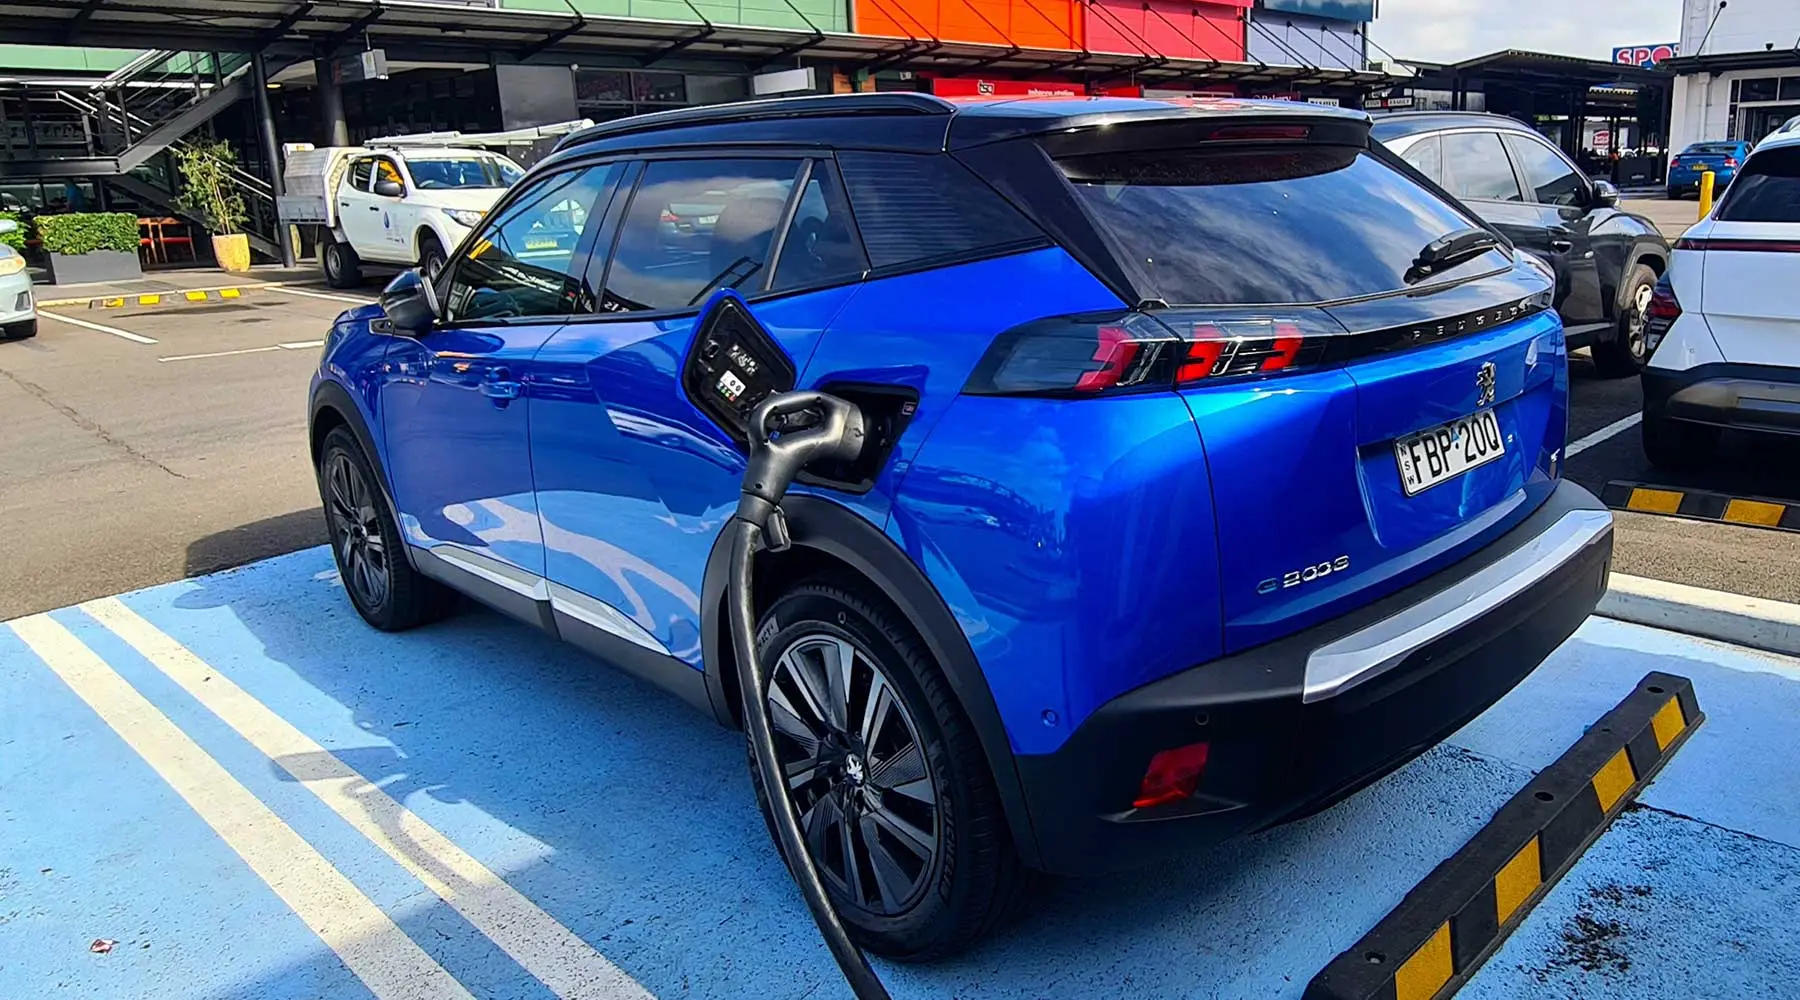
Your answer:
1210,124 -> 1312,141
1670,156 -> 1682,167
1133,742 -> 1211,810
1073,325 -> 1143,393
1725,157 -> 1739,167
1644,275 -> 1680,355
660,209 -> 679,223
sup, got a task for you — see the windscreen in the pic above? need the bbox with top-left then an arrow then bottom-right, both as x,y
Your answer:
406,156 -> 524,189
1718,147 -> 1800,223
1058,144 -> 1508,305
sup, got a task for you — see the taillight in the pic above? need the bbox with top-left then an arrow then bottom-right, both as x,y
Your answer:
963,309 -> 1338,397
1133,742 -> 1211,810
660,209 -> 680,223
1644,275 -> 1680,356
1724,157 -> 1739,168
1669,156 -> 1682,168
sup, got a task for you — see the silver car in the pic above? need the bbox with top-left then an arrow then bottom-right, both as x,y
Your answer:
0,218 -> 35,340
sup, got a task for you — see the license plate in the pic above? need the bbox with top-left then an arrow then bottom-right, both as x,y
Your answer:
1394,409 -> 1505,496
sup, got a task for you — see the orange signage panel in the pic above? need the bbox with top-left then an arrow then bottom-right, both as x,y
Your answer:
855,0 -> 1084,51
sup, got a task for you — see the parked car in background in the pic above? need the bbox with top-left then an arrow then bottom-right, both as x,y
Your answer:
311,95 -> 1613,958
1641,129 -> 1800,469
1667,140 -> 1752,199
0,219 -> 35,340
1374,112 -> 1671,376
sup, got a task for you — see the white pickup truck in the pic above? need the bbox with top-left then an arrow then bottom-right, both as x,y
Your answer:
277,121 -> 590,288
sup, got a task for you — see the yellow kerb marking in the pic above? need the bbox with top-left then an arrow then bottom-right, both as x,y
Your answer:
219,287 -> 241,298
1592,748 -> 1637,813
1723,498 -> 1785,526
184,290 -> 208,301
1627,488 -> 1683,515
101,297 -> 125,308
1394,922 -> 1454,1000
1652,697 -> 1687,750
137,294 -> 161,305
1494,837 -> 1543,926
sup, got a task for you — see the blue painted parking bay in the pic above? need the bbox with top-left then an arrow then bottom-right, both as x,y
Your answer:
4,547 -> 1799,999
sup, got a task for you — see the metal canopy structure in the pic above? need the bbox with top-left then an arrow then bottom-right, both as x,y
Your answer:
0,0 -> 1401,89
1391,49 -> 1673,154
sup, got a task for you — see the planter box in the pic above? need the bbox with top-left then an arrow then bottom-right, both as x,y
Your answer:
45,249 -> 142,285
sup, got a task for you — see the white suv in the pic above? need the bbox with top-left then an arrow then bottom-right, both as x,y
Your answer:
0,219 -> 34,340
1641,130 -> 1800,469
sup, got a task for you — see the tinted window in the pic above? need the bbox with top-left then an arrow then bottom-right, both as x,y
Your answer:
836,152 -> 1042,269
1442,132 -> 1523,202
601,158 -> 801,313
348,157 -> 376,191
1690,143 -> 1742,155
770,161 -> 866,293
444,165 -> 618,322
1400,135 -> 1443,183
1058,144 -> 1503,306
1503,135 -> 1586,206
1719,147 -> 1800,223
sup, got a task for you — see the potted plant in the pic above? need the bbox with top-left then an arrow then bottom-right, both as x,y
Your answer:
174,138 -> 251,273
37,212 -> 142,284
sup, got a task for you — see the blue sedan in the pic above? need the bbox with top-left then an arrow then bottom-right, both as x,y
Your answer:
1667,140 -> 1751,198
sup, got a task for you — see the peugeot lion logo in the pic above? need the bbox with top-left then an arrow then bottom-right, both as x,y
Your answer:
1476,361 -> 1498,407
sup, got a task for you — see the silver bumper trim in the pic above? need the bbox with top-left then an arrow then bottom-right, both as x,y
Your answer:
1302,508 -> 1613,704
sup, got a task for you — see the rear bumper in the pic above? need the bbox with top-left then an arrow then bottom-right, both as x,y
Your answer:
0,273 -> 33,325
1644,362 -> 1800,436
1014,479 -> 1612,875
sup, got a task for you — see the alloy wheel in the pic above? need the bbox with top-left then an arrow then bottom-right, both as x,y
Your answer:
766,632 -> 941,916
324,452 -> 390,611
1626,281 -> 1655,362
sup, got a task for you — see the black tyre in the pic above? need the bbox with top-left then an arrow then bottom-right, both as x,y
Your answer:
2,318 -> 36,340
1593,263 -> 1658,377
322,239 -> 362,289
418,234 -> 447,282
1641,412 -> 1719,472
747,579 -> 1025,961
316,426 -> 454,631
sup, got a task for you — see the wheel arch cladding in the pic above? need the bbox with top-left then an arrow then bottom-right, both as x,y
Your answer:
311,378 -> 417,572
700,494 -> 1045,869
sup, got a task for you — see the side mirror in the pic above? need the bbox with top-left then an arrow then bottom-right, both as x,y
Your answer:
373,178 -> 405,198
380,268 -> 439,335
0,219 -> 17,235
1591,179 -> 1621,208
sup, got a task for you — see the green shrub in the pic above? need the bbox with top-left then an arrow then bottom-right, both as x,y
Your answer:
37,212 -> 140,256
173,139 -> 247,236
0,211 -> 25,251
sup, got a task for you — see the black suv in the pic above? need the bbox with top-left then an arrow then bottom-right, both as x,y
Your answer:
1372,112 -> 1670,375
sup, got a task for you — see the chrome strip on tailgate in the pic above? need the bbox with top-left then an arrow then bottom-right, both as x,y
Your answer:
1302,509 -> 1614,703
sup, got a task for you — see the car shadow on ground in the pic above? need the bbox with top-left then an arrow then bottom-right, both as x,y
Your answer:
141,547 -> 1789,999
183,507 -> 328,580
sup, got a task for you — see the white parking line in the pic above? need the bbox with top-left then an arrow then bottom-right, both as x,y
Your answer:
38,309 -> 158,344
267,286 -> 377,305
1566,412 -> 1643,458
10,613 -> 476,1000
159,341 -> 326,363
85,598 -> 658,1000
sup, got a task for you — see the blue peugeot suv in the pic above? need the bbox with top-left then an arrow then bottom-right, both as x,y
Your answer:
309,94 -> 1614,959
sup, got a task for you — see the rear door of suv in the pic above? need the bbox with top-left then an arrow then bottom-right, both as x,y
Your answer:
1688,142 -> 1800,365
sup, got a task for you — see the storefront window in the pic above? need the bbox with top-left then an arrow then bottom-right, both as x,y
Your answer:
575,69 -> 744,123
1741,77 -> 1779,102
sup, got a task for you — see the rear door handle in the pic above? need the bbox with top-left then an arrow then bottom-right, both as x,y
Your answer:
1548,227 -> 1574,253
368,206 -> 381,212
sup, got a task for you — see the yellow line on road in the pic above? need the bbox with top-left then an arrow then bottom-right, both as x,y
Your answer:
84,597 -> 655,1000
8,613 -> 474,1000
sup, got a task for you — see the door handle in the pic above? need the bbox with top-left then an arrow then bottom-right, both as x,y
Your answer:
481,368 -> 522,404
369,206 -> 381,212
1548,227 -> 1574,253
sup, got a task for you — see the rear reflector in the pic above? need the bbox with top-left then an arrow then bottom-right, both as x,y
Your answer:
1133,742 -> 1211,810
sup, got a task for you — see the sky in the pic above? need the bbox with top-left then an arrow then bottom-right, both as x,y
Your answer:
1367,0 -> 1684,64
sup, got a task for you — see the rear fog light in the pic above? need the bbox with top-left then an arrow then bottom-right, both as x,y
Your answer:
1133,741 -> 1211,810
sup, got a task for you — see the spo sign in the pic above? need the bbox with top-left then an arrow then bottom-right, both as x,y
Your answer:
1613,43 -> 1679,67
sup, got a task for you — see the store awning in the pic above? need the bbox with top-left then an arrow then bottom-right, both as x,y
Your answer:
0,0 -> 1402,87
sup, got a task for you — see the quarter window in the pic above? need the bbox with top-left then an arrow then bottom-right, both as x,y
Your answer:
442,164 -> 620,322
770,161 -> 866,293
348,157 -> 377,191
836,151 -> 1043,269
600,158 -> 803,314
1399,135 -> 1444,184
1441,132 -> 1524,203
1503,135 -> 1586,207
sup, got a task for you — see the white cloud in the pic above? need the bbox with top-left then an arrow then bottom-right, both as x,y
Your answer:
1368,0 -> 1683,64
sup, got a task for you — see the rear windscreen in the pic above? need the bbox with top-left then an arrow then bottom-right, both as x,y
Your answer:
1718,147 -> 1800,223
1057,145 -> 1508,306
1689,144 -> 1740,155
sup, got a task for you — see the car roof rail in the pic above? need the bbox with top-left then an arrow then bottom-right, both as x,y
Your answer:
555,93 -> 956,152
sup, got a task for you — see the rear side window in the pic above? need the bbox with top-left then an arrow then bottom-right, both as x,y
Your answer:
1441,132 -> 1523,203
836,152 -> 1042,269
1057,144 -> 1504,306
770,161 -> 866,293
1718,147 -> 1800,222
602,158 -> 801,313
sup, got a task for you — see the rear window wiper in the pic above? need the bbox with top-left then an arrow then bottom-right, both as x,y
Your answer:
1406,227 -> 1501,283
